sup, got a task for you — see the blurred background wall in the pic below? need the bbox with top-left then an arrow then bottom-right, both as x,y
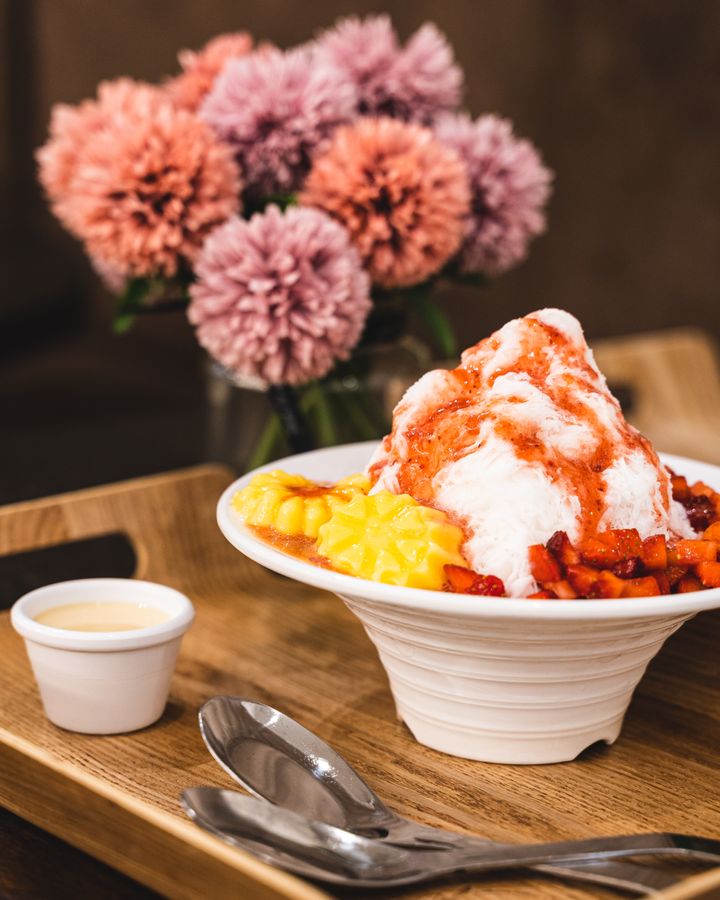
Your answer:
1,0 -> 719,500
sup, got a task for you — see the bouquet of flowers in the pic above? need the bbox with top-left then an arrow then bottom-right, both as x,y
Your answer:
37,16 -> 552,465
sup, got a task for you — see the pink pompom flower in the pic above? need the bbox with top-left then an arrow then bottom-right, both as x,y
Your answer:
435,113 -> 553,275
188,205 -> 371,386
301,117 -> 470,289
313,15 -> 462,124
166,32 -> 256,112
37,79 -> 159,224
36,79 -> 242,279
200,48 -> 356,199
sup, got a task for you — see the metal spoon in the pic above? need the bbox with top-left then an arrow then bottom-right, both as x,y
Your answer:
197,696 -> 683,894
182,787 -> 720,891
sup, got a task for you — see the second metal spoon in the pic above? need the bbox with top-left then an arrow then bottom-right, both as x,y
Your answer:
197,696 -> 682,894
182,787 -> 720,891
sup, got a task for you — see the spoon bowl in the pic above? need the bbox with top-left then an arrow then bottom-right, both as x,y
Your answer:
182,787 -> 406,886
199,696 -> 393,837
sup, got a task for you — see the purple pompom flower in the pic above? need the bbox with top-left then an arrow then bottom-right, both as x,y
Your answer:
435,113 -> 553,275
313,15 -> 462,124
200,48 -> 356,199
188,206 -> 371,386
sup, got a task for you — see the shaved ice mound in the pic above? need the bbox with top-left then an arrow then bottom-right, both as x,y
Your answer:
368,308 -> 693,596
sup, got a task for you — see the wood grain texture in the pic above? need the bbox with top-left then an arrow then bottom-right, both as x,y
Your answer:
0,464 -> 719,899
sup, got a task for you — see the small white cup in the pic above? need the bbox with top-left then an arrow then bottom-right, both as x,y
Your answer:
11,578 -> 195,734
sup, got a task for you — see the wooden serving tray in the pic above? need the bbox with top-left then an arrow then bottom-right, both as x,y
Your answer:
1,465 -> 720,900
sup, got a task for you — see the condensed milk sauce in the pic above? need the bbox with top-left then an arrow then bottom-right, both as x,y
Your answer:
34,602 -> 169,632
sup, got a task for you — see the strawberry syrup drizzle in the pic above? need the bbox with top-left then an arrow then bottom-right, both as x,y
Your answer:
375,316 -> 669,540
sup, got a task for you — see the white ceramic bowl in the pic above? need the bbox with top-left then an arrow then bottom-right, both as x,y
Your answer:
217,442 -> 720,764
11,578 -> 194,734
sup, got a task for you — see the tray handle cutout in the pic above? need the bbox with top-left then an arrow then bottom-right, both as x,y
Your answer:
0,533 -> 137,610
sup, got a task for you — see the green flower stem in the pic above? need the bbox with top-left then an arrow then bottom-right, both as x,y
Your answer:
134,299 -> 189,314
113,277 -> 151,334
354,383 -> 390,434
268,385 -> 313,454
244,381 -> 337,471
339,390 -> 380,441
113,277 -> 190,334
410,291 -> 457,359
245,411 -> 283,472
303,381 -> 338,446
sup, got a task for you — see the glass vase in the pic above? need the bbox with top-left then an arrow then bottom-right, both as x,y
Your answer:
204,334 -> 433,474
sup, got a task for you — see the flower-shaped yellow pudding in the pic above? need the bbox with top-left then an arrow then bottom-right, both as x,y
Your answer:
317,491 -> 467,589
232,470 -> 369,539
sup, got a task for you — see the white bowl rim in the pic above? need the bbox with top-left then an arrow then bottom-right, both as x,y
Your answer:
11,578 -> 195,651
217,441 -> 720,621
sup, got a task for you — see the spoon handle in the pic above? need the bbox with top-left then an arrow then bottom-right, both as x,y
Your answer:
532,860 -> 679,895
443,832 -> 720,872
384,824 -> 681,893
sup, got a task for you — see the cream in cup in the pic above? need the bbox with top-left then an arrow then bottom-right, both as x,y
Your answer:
11,578 -> 194,734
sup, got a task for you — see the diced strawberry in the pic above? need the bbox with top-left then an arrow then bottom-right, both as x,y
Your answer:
469,574 -> 506,596
545,579 -> 578,599
599,528 -> 642,561
546,531 -> 580,566
527,589 -> 558,599
665,565 -> 688,587
565,564 -> 601,597
667,539 -> 719,565
443,565 -> 505,596
443,565 -> 477,593
593,570 -> 626,599
641,534 -> 668,570
684,495 -> 716,532
671,475 -> 720,531
620,576 -> 661,598
579,538 -> 620,567
611,557 -> 643,579
654,572 -> 671,596
528,545 -> 562,583
694,561 -> 720,588
690,481 -> 716,497
670,473 -> 690,501
676,574 -> 702,593
703,521 -> 720,542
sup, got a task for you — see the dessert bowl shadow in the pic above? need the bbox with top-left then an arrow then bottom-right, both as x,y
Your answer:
217,441 -> 720,764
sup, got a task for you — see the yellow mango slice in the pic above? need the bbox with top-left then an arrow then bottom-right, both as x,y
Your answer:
231,470 -> 370,539
317,492 -> 467,589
